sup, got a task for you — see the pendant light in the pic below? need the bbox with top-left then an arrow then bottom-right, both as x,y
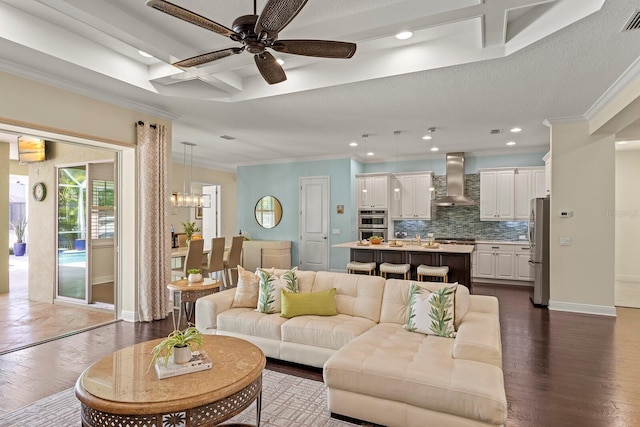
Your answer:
172,142 -> 211,208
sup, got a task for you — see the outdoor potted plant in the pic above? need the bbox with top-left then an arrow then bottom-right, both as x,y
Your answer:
187,268 -> 203,283
11,219 -> 27,256
181,221 -> 200,242
150,326 -> 205,367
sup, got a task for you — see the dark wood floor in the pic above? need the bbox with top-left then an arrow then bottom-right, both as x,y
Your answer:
0,284 -> 638,427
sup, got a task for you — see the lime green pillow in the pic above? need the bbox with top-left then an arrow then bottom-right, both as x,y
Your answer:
280,288 -> 338,318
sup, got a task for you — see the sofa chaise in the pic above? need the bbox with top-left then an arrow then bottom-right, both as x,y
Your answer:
195,269 -> 507,427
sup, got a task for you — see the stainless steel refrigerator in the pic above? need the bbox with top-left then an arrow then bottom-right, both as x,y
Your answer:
528,197 -> 550,307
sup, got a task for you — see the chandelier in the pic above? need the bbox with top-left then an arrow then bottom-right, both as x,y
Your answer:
172,142 -> 211,208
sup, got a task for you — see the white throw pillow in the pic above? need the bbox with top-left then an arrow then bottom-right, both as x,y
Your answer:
256,267 -> 299,313
231,266 -> 260,308
405,283 -> 457,338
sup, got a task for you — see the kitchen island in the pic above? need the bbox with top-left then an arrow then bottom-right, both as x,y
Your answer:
333,241 -> 474,291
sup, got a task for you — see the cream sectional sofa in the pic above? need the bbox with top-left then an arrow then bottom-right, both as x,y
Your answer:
194,270 -> 507,427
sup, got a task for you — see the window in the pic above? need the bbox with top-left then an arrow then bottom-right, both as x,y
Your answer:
91,179 -> 115,239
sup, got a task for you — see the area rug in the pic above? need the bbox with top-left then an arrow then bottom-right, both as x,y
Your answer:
0,369 -> 365,427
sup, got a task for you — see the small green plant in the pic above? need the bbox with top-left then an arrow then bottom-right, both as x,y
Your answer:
11,219 -> 27,243
181,221 -> 200,240
149,327 -> 204,368
188,268 -> 201,274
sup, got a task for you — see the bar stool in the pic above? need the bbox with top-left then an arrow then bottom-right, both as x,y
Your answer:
417,265 -> 449,282
379,262 -> 410,279
347,261 -> 376,275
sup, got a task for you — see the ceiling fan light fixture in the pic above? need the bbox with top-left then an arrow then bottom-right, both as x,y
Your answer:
395,31 -> 413,40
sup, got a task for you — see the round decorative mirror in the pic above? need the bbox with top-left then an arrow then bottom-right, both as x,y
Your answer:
255,196 -> 282,229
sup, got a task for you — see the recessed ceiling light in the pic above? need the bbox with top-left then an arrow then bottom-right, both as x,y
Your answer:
349,141 -> 358,147
510,127 -> 522,133
366,152 -> 375,156
276,58 -> 285,65
430,147 -> 439,152
506,141 -> 516,146
617,140 -> 629,145
395,31 -> 413,40
138,50 -> 153,58
422,135 -> 432,140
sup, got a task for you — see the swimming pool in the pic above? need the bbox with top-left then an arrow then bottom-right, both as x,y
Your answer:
58,250 -> 86,264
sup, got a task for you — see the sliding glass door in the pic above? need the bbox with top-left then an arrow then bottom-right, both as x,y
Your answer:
57,165 -> 88,302
56,161 -> 116,305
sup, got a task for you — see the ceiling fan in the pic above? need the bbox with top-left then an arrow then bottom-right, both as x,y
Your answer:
146,0 -> 357,85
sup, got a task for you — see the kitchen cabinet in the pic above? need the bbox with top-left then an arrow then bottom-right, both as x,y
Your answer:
480,170 -> 515,220
357,174 -> 389,209
514,168 -> 546,220
390,172 -> 434,219
543,151 -> 551,196
514,245 -> 533,281
481,167 -> 544,221
474,243 -> 533,281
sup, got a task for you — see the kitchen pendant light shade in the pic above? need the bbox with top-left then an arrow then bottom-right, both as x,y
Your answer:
172,142 -> 211,208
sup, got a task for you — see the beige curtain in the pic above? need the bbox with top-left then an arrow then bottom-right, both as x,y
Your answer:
136,121 -> 171,321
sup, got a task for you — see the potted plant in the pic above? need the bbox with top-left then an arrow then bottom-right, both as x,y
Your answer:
150,326 -> 205,367
181,221 -> 200,242
11,219 -> 27,256
188,268 -> 203,283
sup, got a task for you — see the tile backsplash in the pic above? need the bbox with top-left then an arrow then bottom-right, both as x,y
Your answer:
393,173 -> 529,241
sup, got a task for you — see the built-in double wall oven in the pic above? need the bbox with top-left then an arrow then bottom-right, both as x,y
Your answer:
358,209 -> 388,241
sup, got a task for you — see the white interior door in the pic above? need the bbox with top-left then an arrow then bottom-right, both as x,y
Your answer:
201,185 -> 220,242
299,176 -> 329,271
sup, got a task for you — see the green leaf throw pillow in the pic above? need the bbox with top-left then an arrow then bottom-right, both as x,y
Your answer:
256,267 -> 299,314
280,288 -> 338,319
405,283 -> 457,338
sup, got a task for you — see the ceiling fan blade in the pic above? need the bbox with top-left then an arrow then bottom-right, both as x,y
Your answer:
173,47 -> 244,68
254,52 -> 287,85
255,0 -> 309,37
146,0 -> 236,38
271,40 -> 356,59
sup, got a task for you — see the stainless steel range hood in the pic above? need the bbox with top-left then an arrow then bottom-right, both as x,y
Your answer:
434,152 -> 475,206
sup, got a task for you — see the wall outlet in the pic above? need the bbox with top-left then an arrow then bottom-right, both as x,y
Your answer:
332,229 -> 341,235
560,237 -> 571,246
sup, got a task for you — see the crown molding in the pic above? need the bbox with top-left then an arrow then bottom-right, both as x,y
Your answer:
584,55 -> 640,121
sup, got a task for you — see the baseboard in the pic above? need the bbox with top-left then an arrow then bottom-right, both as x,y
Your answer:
548,300 -> 617,317
120,310 -> 138,322
472,278 -> 533,287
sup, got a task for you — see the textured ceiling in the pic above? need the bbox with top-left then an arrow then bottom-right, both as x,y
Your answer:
0,0 -> 639,170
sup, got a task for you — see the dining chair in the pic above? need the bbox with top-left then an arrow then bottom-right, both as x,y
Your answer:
223,235 -> 244,287
171,238 -> 205,279
202,237 -> 227,288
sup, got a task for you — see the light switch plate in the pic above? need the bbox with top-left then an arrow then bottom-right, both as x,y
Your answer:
332,229 -> 341,235
560,237 -> 571,246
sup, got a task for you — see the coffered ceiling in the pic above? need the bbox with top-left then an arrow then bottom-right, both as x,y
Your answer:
0,0 -> 639,170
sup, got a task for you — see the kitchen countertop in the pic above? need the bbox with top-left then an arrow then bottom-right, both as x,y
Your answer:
333,241 -> 474,254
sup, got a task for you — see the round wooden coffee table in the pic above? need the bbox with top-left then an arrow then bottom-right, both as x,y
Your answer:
75,335 -> 265,426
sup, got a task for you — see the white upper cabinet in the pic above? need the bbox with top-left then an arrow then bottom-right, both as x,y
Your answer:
480,170 -> 515,220
357,174 -> 389,209
390,173 -> 434,219
481,167 -> 544,221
